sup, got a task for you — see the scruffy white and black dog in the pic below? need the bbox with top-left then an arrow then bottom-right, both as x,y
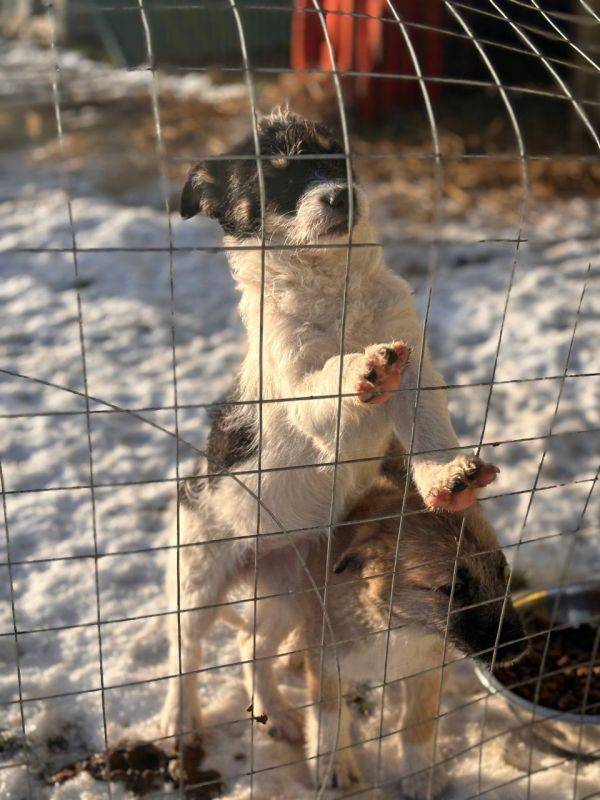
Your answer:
160,110 -> 499,743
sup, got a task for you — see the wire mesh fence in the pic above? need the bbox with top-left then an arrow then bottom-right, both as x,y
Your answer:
0,1 -> 598,799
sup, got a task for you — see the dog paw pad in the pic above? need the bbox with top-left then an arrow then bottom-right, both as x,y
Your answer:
425,455 -> 499,511
356,341 -> 410,404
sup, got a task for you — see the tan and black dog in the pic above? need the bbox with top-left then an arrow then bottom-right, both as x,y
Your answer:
231,466 -> 526,797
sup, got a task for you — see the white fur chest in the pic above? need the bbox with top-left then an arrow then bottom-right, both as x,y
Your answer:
269,280 -> 385,376
339,627 -> 442,686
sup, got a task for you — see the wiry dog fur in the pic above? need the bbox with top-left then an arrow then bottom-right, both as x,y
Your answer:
231,471 -> 527,796
160,110 -> 500,745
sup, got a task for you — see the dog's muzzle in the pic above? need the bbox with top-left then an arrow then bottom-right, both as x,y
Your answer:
478,616 -> 530,667
320,186 -> 359,234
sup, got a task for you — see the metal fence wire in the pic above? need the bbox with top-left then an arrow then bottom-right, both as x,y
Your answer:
0,1 -> 599,799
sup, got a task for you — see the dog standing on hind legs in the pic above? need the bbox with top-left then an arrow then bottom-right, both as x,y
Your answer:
160,109 -> 500,746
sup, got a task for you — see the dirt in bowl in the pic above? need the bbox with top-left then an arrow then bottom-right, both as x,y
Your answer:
493,620 -> 600,716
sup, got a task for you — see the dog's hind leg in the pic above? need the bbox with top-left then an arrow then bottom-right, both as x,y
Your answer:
237,591 -> 305,745
160,535 -> 237,746
304,650 -> 361,790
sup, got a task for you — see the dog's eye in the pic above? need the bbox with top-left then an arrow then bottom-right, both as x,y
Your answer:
440,566 -> 471,598
440,580 -> 464,597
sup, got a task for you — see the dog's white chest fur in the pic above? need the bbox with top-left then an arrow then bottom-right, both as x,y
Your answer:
339,626 -> 441,686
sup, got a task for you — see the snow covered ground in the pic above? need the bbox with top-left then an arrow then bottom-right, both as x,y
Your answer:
0,44 -> 599,800
0,40 -> 247,107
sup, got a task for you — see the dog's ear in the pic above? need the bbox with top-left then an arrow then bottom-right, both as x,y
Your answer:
180,162 -> 222,220
333,550 -> 364,575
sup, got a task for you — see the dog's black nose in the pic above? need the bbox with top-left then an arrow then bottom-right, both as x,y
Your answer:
326,187 -> 350,213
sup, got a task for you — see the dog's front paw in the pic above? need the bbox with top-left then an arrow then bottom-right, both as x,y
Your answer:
315,748 -> 362,791
160,684 -> 203,747
401,765 -> 449,800
424,454 -> 499,512
356,341 -> 410,404
267,707 -> 305,745
400,744 -> 449,800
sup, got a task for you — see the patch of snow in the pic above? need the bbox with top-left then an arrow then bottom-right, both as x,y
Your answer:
0,41 -> 246,106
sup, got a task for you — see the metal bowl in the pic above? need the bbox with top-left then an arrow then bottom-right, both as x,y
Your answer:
474,581 -> 600,759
